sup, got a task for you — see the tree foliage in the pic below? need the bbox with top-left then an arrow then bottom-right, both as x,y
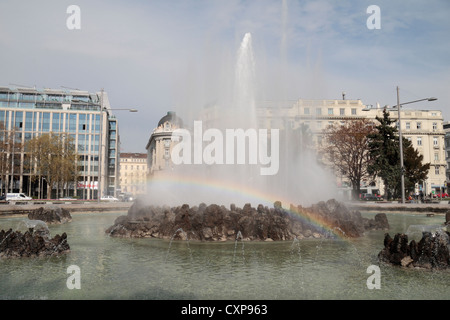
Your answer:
367,109 -> 429,199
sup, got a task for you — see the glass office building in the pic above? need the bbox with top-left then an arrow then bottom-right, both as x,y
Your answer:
0,86 -> 120,199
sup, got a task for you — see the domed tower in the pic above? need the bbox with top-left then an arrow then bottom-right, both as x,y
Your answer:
146,111 -> 183,175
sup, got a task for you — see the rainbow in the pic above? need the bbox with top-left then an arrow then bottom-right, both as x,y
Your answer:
145,172 -> 348,239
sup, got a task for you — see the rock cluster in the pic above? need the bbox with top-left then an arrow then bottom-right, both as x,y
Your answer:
106,198 -> 389,241
0,227 -> 70,258
378,231 -> 450,269
28,207 -> 72,224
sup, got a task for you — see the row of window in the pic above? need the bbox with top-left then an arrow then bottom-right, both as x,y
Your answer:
120,165 -> 147,170
402,121 -> 440,131
0,92 -> 97,104
0,110 -> 101,134
410,136 -> 441,147
302,108 -> 358,116
121,158 -> 146,162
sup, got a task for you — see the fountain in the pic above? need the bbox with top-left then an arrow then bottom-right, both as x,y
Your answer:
144,32 -> 339,210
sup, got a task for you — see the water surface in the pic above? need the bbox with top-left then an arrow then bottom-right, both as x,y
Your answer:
0,211 -> 448,300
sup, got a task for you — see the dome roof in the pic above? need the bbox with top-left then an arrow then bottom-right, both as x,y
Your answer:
157,111 -> 183,128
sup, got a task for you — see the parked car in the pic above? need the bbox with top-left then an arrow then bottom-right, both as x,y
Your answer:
433,193 -> 449,198
360,193 -> 381,201
100,195 -> 119,202
6,193 -> 32,201
118,192 -> 134,202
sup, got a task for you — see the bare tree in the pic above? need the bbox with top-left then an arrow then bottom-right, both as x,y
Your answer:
0,125 -> 22,195
25,133 -> 78,199
320,119 -> 377,199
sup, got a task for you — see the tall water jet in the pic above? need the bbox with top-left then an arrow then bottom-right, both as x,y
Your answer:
144,31 -> 339,209
233,32 -> 257,130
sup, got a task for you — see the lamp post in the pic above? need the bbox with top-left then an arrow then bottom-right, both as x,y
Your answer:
395,87 -> 437,203
362,88 -> 437,203
97,94 -> 138,203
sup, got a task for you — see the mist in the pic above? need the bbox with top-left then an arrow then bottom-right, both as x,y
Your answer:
142,32 -> 341,209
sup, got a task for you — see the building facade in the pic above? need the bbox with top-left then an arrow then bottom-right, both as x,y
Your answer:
146,111 -> 183,175
444,121 -> 450,191
0,86 -> 120,199
200,99 -> 447,197
119,152 -> 147,197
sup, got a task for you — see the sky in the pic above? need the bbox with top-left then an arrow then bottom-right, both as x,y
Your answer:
0,0 -> 449,153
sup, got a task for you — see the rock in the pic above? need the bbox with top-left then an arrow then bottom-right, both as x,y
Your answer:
106,198 -> 380,241
0,228 -> 70,258
401,256 -> 414,267
378,231 -> 450,269
28,207 -> 72,224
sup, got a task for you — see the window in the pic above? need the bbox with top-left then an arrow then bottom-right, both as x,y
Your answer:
315,108 -> 322,116
433,122 -> 437,131
14,111 -> 23,129
78,114 -> 86,131
69,113 -> 77,133
416,122 -> 421,130
52,113 -> 61,132
351,108 -> 356,115
417,137 -> 422,146
340,108 -> 345,116
317,136 -> 322,145
304,107 -> 310,115
435,152 -> 439,161
435,166 -> 440,175
433,137 -> 438,147
405,122 -> 410,130
328,108 -> 334,115
42,112 -> 50,132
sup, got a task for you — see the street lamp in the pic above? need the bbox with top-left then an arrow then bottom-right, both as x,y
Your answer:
97,102 -> 138,203
394,86 -> 437,204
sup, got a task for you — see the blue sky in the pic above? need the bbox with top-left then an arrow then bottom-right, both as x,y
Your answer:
0,0 -> 449,152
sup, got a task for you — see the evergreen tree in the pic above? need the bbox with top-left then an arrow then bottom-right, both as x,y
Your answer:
402,139 -> 430,195
367,109 -> 429,200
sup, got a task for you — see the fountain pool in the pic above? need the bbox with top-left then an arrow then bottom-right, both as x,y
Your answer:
0,210 -> 448,300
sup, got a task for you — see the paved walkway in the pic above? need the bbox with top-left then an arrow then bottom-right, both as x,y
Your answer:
1,199 -> 448,217
346,201 -> 449,214
0,201 -> 133,216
